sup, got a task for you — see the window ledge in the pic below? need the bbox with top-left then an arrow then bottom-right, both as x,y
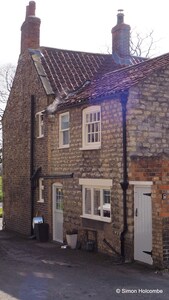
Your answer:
58,145 -> 70,149
79,145 -> 101,151
37,135 -> 44,139
37,200 -> 44,203
80,215 -> 111,223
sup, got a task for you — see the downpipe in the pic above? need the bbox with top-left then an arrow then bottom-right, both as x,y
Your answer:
30,95 -> 35,235
120,91 -> 129,261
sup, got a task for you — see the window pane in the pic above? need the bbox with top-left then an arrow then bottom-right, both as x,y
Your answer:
41,124 -> 44,136
86,114 -> 89,123
103,190 -> 111,218
40,114 -> 44,136
39,178 -> 44,202
63,130 -> 69,145
85,188 -> 91,214
95,133 -> 98,142
61,114 -> 69,130
94,113 -> 96,122
94,189 -> 100,216
56,188 -> 63,211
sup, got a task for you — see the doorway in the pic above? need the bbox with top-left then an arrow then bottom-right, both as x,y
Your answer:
52,183 -> 63,243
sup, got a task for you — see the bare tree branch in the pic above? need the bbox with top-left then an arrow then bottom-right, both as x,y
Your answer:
104,28 -> 158,58
0,64 -> 16,144
130,29 -> 157,58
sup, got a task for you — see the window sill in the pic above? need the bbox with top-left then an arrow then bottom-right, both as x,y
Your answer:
79,145 -> 101,151
37,135 -> 44,139
58,145 -> 70,149
37,200 -> 44,203
80,215 -> 111,223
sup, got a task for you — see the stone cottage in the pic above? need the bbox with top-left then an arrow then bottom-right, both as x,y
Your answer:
3,1 -> 169,267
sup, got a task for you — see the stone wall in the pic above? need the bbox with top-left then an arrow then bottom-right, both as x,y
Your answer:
47,99 -> 124,254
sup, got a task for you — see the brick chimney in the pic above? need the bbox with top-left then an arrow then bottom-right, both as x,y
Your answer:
21,1 -> 41,54
111,10 -> 130,59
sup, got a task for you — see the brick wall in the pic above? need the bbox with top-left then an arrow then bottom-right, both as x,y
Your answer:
3,52 -> 49,235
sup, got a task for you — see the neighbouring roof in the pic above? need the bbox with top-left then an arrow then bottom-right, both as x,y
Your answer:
78,51 -> 169,102
52,51 -> 169,110
29,47 -> 169,111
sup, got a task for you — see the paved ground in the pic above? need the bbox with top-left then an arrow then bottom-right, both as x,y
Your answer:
0,225 -> 169,299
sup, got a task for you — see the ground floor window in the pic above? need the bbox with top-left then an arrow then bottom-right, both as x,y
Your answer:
79,178 -> 112,222
38,178 -> 44,203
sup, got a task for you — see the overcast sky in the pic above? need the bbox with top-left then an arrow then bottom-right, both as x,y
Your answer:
1,0 -> 169,65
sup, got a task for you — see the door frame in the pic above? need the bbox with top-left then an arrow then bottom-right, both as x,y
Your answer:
52,182 -> 63,243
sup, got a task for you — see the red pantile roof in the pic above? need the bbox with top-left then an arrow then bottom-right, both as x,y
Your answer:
40,47 -> 120,95
31,47 -> 146,96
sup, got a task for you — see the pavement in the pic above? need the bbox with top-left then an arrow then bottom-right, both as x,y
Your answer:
0,224 -> 169,299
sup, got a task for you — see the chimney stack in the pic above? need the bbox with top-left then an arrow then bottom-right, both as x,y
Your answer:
21,1 -> 41,54
111,10 -> 130,60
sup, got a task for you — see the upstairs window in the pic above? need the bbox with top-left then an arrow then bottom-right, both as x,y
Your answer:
36,111 -> 44,138
59,112 -> 70,148
82,106 -> 101,150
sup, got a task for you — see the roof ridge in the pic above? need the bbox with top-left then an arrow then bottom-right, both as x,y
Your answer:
40,46 -> 110,57
99,51 -> 169,79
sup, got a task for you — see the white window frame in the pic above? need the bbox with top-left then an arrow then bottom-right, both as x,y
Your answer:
81,106 -> 101,150
38,178 -> 44,203
36,111 -> 44,138
79,178 -> 112,222
59,112 -> 70,148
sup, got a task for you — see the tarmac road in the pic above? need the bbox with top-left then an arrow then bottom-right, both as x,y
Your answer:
0,229 -> 169,300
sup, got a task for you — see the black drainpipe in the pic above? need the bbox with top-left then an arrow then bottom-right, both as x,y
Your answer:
30,95 -> 35,235
120,90 -> 129,260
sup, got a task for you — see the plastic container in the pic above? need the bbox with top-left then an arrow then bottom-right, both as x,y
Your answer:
35,223 -> 49,242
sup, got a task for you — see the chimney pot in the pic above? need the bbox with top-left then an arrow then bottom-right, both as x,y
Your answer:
28,1 -> 36,16
117,9 -> 124,24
